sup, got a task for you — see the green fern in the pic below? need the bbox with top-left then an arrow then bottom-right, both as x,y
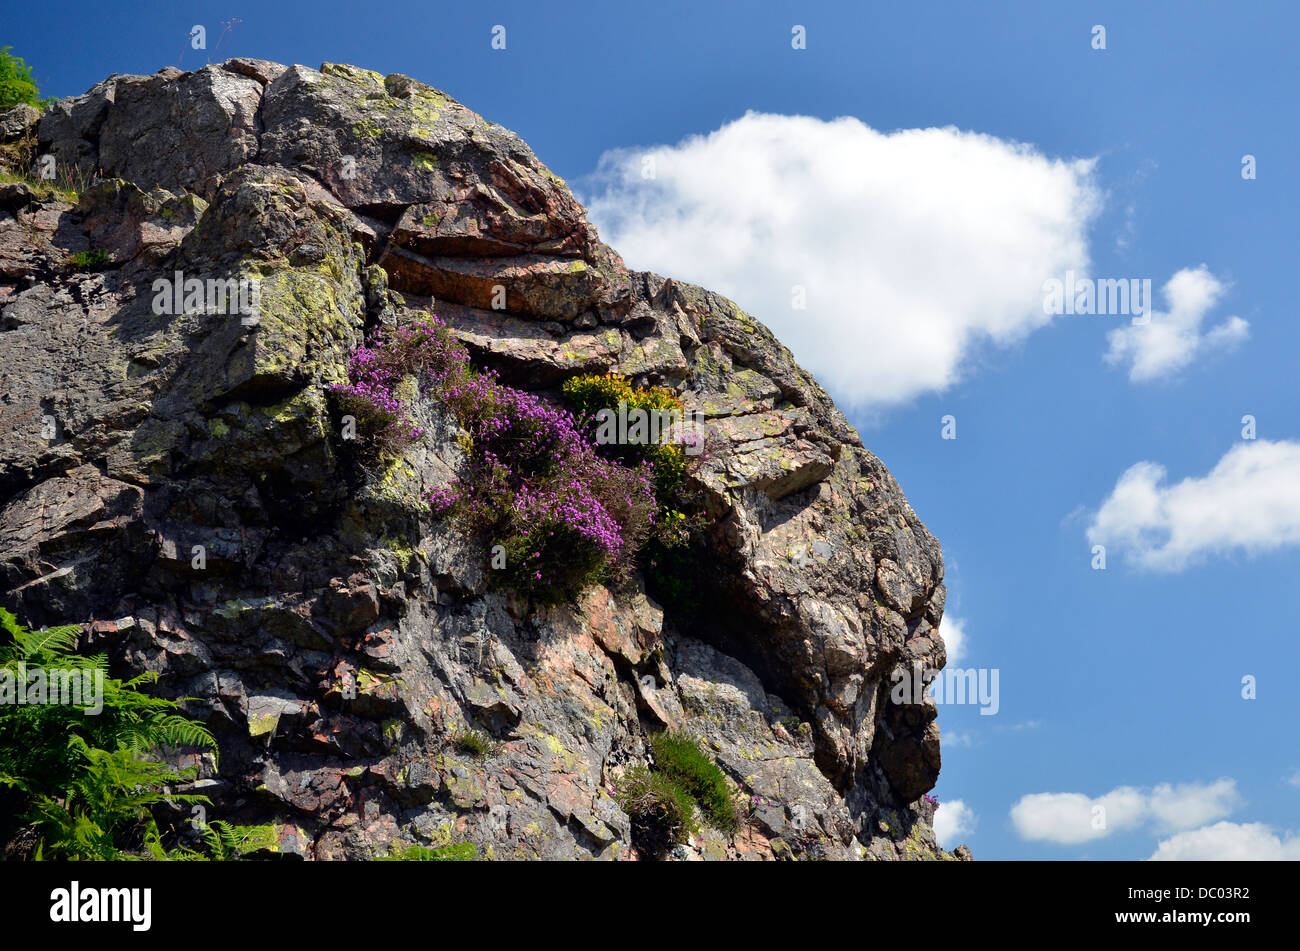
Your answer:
140,820 -> 283,862
0,608 -> 218,859
199,820 -> 280,860
26,738 -> 209,860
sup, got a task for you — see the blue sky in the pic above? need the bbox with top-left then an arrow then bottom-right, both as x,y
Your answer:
10,0 -> 1298,859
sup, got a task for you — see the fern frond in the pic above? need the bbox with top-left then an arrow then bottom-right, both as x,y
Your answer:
0,607 -> 23,640
1,609 -> 222,860
117,713 -> 217,757
201,820 -> 279,860
19,623 -> 81,659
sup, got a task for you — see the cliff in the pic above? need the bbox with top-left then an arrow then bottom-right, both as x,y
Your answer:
0,59 -> 959,860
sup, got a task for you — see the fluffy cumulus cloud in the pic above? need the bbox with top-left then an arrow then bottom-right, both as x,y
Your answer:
1145,780 -> 1246,832
1087,440 -> 1300,571
933,798 -> 976,848
1149,822 -> 1300,861
582,112 -> 1099,411
1010,780 -> 1240,846
1011,787 -> 1147,845
1104,265 -> 1248,382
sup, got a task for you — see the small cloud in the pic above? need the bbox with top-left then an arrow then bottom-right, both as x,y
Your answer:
1005,720 -> 1042,732
1104,265 -> 1247,382
942,728 -> 977,749
1110,157 -> 1156,256
1011,787 -> 1146,845
1060,503 -> 1089,528
934,799 -> 976,848
1087,440 -> 1300,571
1115,201 -> 1137,254
1149,821 -> 1300,861
1146,779 -> 1243,833
1011,779 -> 1240,845
1286,769 -> 1300,788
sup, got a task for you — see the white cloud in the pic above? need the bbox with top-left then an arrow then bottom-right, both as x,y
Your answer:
1011,788 -> 1146,845
1011,779 -> 1240,845
1104,265 -> 1248,382
933,798 -> 976,847
936,616 -> 966,663
942,728 -> 977,748
1287,769 -> 1300,788
1149,821 -> 1300,861
1146,779 -> 1243,832
1087,440 -> 1300,571
1112,158 -> 1157,256
582,112 -> 1099,411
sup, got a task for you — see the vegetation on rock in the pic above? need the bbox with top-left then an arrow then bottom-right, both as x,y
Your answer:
562,373 -> 713,615
614,731 -> 737,859
329,322 -> 434,456
381,841 -> 477,861
335,318 -> 708,606
649,730 -> 738,834
0,47 -> 45,110
451,727 -> 495,760
612,765 -> 699,859
0,609 -> 269,861
66,248 -> 109,271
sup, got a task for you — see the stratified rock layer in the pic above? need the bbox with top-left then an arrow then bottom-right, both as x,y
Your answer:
0,60 -> 955,860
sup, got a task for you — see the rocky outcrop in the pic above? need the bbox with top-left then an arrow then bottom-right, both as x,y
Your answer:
0,60 -> 957,860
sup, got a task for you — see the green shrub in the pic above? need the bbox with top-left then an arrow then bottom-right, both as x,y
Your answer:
613,765 -> 698,859
498,523 -> 608,604
67,249 -> 109,271
612,734 -> 737,859
649,731 -> 737,833
0,47 -> 45,110
561,372 -> 693,500
381,841 -> 477,861
451,728 -> 494,760
561,372 -> 712,615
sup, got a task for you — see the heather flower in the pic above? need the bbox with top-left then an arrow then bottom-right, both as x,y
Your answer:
340,314 -> 694,606
330,323 -> 449,455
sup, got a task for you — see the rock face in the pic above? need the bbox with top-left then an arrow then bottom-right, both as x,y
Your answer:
0,60 -> 957,860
